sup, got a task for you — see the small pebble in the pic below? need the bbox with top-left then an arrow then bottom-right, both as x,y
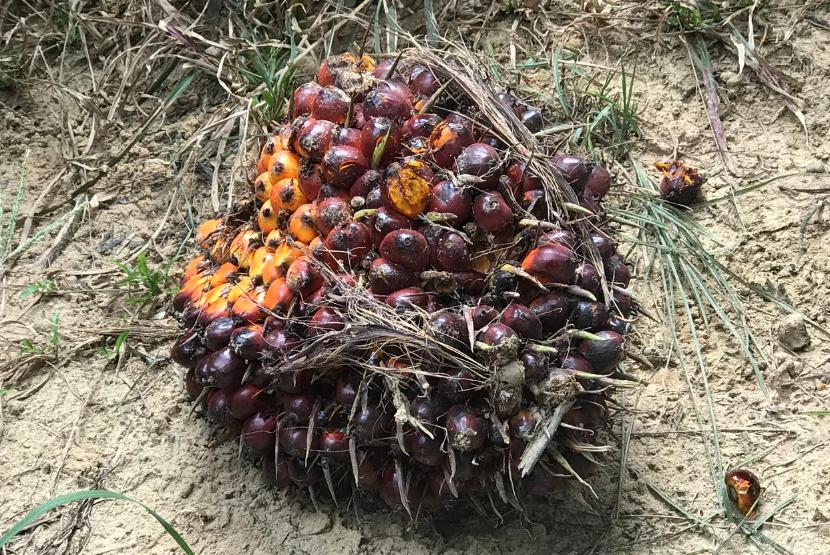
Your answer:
777,313 -> 810,350
805,160 -> 825,174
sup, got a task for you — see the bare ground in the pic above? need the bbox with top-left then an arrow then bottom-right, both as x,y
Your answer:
1,2 -> 830,554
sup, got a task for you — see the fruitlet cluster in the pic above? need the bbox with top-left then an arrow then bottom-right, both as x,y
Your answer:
170,52 -> 635,512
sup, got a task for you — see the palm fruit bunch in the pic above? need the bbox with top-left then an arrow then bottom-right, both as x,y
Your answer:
170,50 -> 636,514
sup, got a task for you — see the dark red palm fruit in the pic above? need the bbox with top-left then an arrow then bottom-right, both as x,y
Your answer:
229,324 -> 265,361
607,315 -> 631,335
588,231 -> 615,260
368,257 -> 417,294
372,58 -> 395,78
274,368 -> 312,394
358,117 -> 401,168
604,253 -> 631,287
317,183 -> 350,201
434,231 -> 473,272
501,304 -> 543,339
521,243 -> 577,284
407,64 -> 440,98
410,395 -> 449,424
228,384 -> 266,421
286,457 -> 323,486
496,90 -> 523,116
204,316 -> 235,350
320,430 -> 350,460
401,113 -> 442,139
297,160 -> 323,200
520,351 -> 548,382
333,126 -> 362,150
530,292 -> 572,334
285,257 -> 323,297
335,373 -> 359,406
552,154 -> 588,192
522,190 -> 548,219
473,191 -> 513,233
454,143 -> 501,190
489,266 -> 519,295
406,429 -> 445,466
314,196 -> 351,237
429,118 -> 476,168
321,145 -> 368,189
196,347 -> 245,390
326,221 -> 372,265
574,262 -> 602,296
349,168 -> 381,198
379,462 -> 408,508
171,330 -> 205,368
437,368 -> 477,403
206,389 -> 235,426
262,328 -> 301,359
283,392 -> 316,423
241,412 -> 278,451
538,228 -> 577,249
570,300 -> 609,331
495,174 -> 521,203
611,290 -> 636,316
184,368 -> 204,401
480,323 -> 521,358
351,103 -> 366,129
445,405 -> 486,452
379,229 -> 430,271
584,164 -> 611,200
429,311 -> 468,348
353,405 -> 393,443
506,161 -> 543,192
508,409 -> 536,439
386,287 -> 430,310
355,450 -> 384,489
480,134 -> 506,150
429,180 -> 473,225
261,456 -> 291,489
292,82 -> 323,118
278,426 -> 319,458
471,305 -> 499,329
363,80 -> 413,121
577,330 -> 624,374
311,86 -> 350,124
725,469 -> 762,516
520,109 -> 543,133
367,206 -> 412,248
308,307 -> 346,336
402,135 -> 429,156
293,117 -> 336,162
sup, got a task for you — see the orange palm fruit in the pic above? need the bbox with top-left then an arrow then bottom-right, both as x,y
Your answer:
269,150 -> 300,182
272,242 -> 303,275
232,286 -> 267,323
175,274 -> 211,309
264,277 -> 295,314
288,203 -> 318,243
183,255 -> 207,283
196,283 -> 231,308
382,159 -> 433,218
199,298 -> 231,325
196,218 -> 224,249
254,172 -> 275,202
265,229 -> 284,249
227,276 -> 254,304
270,178 -> 307,213
248,247 -> 275,284
209,262 -> 239,288
229,228 -> 261,270
286,256 -> 323,297
257,200 -> 278,233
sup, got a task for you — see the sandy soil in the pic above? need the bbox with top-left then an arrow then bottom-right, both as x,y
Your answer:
2,2 -> 830,554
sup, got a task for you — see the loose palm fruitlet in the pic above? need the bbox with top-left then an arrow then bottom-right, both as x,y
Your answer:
170,50 -> 638,516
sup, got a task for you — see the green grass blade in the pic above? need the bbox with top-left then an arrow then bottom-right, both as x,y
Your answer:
0,489 -> 192,554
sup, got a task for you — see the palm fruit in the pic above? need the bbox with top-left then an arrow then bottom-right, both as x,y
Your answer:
169,51 -> 636,515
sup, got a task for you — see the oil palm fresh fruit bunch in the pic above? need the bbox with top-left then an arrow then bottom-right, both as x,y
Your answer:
170,48 -> 637,515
